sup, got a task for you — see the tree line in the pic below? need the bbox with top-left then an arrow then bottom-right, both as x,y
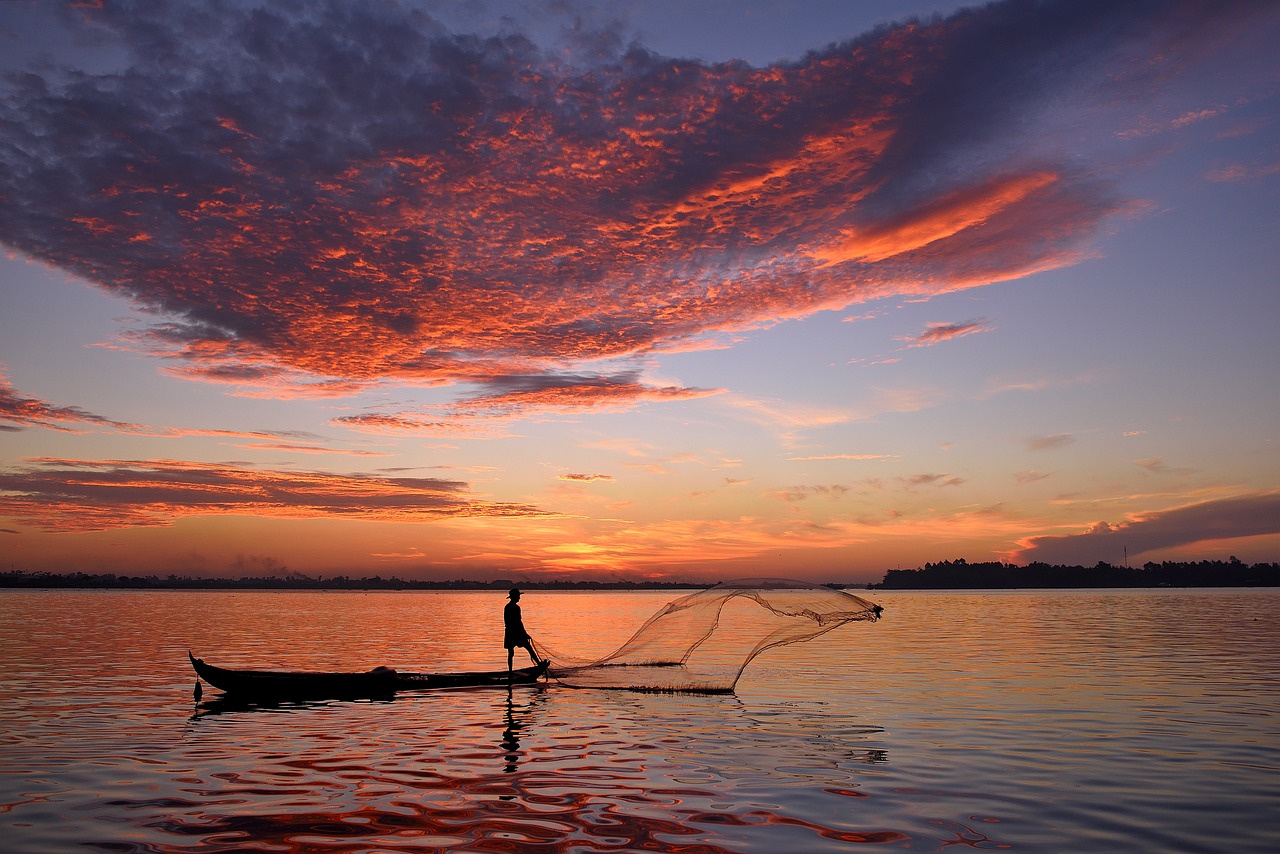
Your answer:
873,557 -> 1279,589
2,559 -> 1276,590
0,571 -> 708,591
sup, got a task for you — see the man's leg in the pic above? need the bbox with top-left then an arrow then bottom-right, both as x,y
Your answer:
507,647 -> 515,671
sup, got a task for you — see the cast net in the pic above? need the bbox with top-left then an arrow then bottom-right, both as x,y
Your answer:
532,579 -> 882,693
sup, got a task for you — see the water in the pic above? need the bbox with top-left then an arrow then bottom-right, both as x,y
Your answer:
1,588 -> 1276,852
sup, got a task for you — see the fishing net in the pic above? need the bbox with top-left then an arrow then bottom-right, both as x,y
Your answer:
533,579 -> 882,693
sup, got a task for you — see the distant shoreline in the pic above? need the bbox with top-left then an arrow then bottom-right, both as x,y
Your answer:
2,558 -> 1276,590
0,572 -> 712,591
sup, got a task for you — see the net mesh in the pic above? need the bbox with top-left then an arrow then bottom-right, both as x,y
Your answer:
532,579 -> 882,693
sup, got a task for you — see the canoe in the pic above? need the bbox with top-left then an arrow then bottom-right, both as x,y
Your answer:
189,652 -> 547,700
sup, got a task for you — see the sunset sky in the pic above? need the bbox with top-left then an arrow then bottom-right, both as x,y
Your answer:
2,0 -> 1278,584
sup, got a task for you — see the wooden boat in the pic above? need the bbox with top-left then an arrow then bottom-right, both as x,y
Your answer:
189,652 -> 547,700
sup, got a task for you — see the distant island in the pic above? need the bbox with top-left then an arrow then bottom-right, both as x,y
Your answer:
1,558 -> 1277,589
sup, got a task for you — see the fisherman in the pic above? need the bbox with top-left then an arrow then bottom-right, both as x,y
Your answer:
504,588 -> 543,672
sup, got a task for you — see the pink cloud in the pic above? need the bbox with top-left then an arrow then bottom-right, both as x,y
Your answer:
899,318 -> 993,348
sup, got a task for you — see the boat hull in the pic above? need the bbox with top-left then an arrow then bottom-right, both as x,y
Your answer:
190,652 -> 546,700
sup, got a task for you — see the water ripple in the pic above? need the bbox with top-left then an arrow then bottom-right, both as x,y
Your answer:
1,589 -> 1276,852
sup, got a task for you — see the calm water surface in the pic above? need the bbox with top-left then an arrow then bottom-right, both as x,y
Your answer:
1,588 -> 1276,852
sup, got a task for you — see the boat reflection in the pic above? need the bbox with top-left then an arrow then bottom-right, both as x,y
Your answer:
189,677 -> 548,721
189,693 -> 397,720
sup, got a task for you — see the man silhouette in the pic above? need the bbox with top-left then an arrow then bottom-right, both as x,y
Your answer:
504,588 -> 543,671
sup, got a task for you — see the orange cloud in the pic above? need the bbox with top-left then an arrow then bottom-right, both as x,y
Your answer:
813,172 -> 1058,265
3,0 -> 1230,414
0,458 -> 547,532
0,376 -> 392,458
337,373 -> 721,436
0,373 -> 136,433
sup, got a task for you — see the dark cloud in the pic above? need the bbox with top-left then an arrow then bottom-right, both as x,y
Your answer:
772,484 -> 851,502
232,442 -> 389,456
0,374 -> 380,451
1,0 -> 1272,402
454,371 -> 719,414
1013,491 -> 1280,564
1134,457 -> 1195,476
786,453 -> 897,462
0,373 -> 135,432
0,457 -> 548,532
336,370 -> 719,434
333,412 -> 452,434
